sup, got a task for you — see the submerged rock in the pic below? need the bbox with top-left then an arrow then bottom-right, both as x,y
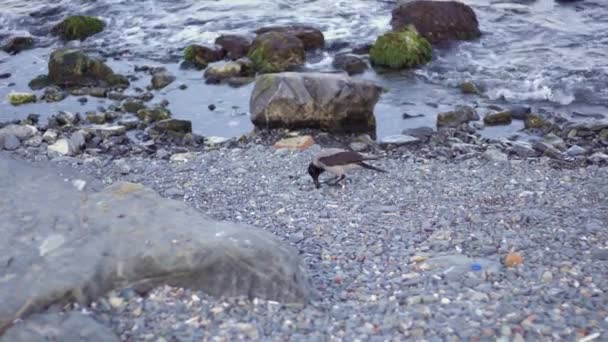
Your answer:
52,15 -> 105,41
437,105 -> 479,128
150,70 -> 176,90
45,49 -> 129,89
2,36 -> 34,54
524,113 -> 553,130
391,0 -> 481,44
460,81 -> 480,95
247,31 -> 305,73
255,25 -> 325,51
370,28 -> 432,69
483,111 -> 512,126
183,44 -> 224,69
7,92 -> 36,106
332,53 -> 368,75
28,75 -> 50,90
250,72 -> 382,138
215,34 -> 252,60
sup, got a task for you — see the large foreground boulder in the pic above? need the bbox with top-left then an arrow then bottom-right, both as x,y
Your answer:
35,49 -> 129,89
391,0 -> 481,44
247,31 -> 305,73
0,154 -> 314,336
250,72 -> 382,137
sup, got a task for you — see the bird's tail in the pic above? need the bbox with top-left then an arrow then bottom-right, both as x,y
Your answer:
359,162 -> 388,173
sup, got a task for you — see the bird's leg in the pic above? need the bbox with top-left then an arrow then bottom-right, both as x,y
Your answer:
329,175 -> 346,186
321,175 -> 340,184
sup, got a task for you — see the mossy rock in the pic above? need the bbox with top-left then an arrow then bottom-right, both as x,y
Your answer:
525,114 -> 552,130
47,49 -> 129,88
484,111 -> 512,126
247,31 -> 305,73
183,44 -> 223,70
369,28 -> 432,69
7,92 -> 36,106
136,107 -> 171,123
28,75 -> 50,90
52,16 -> 105,41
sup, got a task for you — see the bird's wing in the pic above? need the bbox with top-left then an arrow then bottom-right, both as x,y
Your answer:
318,150 -> 366,167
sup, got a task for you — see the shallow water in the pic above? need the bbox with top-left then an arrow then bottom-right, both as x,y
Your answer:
1,0 -> 607,139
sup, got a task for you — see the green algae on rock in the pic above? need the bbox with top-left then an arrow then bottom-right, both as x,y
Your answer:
52,15 -> 105,41
369,28 -> 432,69
247,31 -> 305,73
7,92 -> 36,106
183,44 -> 224,69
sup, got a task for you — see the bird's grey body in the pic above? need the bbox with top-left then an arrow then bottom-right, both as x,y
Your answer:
307,148 -> 387,188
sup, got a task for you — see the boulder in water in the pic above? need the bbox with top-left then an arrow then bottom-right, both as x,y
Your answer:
52,15 -> 105,41
44,49 -> 129,89
247,31 -> 305,73
255,25 -> 325,51
183,44 -> 224,69
391,0 -> 481,44
370,28 -> 432,69
215,34 -> 253,60
250,72 -> 382,137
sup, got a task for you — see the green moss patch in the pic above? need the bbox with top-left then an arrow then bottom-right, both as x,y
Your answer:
370,28 -> 432,69
53,16 -> 105,41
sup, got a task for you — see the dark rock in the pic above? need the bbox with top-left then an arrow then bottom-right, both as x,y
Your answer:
123,99 -> 146,113
250,72 -> 382,138
247,31 -> 306,73
0,73 -> 10,79
532,141 -> 564,159
509,106 -> 531,120
332,53 -> 368,75
437,105 -> 479,128
150,119 -> 192,137
402,112 -> 424,119
524,113 -> 553,131
45,49 -> 129,89
0,312 -> 119,342
460,81 -> 480,95
2,36 -> 34,54
255,25 -> 325,50
89,87 -> 107,98
483,111 -> 512,126
52,15 -> 105,41
150,71 -> 176,90
351,43 -> 372,55
208,104 -> 216,111
28,75 -> 50,90
215,34 -> 252,60
42,86 -> 68,102
391,0 -> 482,44
0,157 -> 314,334
183,44 -> 224,69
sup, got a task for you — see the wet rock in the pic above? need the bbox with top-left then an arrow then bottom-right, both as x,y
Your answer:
45,49 -> 129,88
0,312 -> 120,342
150,119 -> 192,137
484,111 -> 512,126
0,157 -> 314,334
204,59 -> 254,82
508,141 -> 538,158
123,99 -> 146,113
0,73 -> 10,79
369,28 -> 432,69
402,112 -> 424,119
255,25 -> 325,50
50,111 -> 79,127
42,86 -> 68,102
524,113 -> 552,130
509,106 -> 531,120
2,36 -> 34,54
402,126 -> 435,143
136,106 -> 171,123
28,75 -> 50,90
437,105 -> 479,128
183,44 -> 224,69
273,135 -> 315,151
532,141 -> 563,160
566,145 -> 587,157
215,34 -> 252,60
7,92 -> 36,106
151,71 -> 176,90
380,134 -> 420,146
2,134 -> 20,151
391,0 -> 481,44
248,31 -> 305,73
86,112 -> 107,124
460,81 -> 480,95
333,53 -> 368,75
52,15 -> 105,41
250,72 -> 382,138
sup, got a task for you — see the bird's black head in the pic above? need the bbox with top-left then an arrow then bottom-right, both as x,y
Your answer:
307,162 -> 324,189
